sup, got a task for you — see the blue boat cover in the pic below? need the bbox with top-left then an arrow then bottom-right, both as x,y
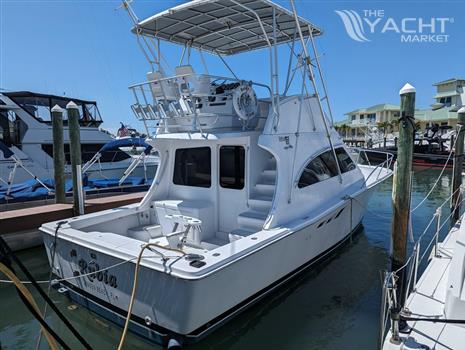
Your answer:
0,175 -> 148,203
88,176 -> 145,188
0,140 -> 14,159
99,138 -> 153,155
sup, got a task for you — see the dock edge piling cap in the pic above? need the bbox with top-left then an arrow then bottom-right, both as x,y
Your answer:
66,101 -> 78,110
51,104 -> 64,113
458,106 -> 465,114
399,83 -> 416,95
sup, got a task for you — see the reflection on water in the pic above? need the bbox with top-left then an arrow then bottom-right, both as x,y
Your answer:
0,168 -> 454,349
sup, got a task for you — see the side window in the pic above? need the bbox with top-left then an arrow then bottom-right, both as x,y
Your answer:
319,150 -> 339,177
220,146 -> 245,189
173,147 -> 211,188
335,147 -> 356,173
298,155 -> 332,188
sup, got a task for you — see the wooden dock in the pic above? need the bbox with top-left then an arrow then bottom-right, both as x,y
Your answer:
0,192 -> 145,251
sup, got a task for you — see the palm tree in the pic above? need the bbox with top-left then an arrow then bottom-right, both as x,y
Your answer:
341,123 -> 349,139
391,118 -> 400,132
377,121 -> 390,136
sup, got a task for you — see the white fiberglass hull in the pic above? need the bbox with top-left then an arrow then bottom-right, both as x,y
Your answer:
42,186 -> 374,344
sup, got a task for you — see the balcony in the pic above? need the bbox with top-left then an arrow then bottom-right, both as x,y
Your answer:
351,119 -> 376,126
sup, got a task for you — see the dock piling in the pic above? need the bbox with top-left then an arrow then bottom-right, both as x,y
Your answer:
51,105 -> 66,204
391,83 -> 416,308
451,107 -> 465,225
66,101 -> 85,215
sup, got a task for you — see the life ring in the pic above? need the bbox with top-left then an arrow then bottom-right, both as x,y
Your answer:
232,81 -> 258,121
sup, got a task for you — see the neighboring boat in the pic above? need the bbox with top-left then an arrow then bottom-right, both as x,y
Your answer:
0,136 -> 158,204
40,0 -> 392,346
381,213 -> 465,350
366,125 -> 464,168
0,91 -> 157,186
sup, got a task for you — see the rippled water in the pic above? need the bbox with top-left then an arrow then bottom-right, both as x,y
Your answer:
0,168 -> 455,349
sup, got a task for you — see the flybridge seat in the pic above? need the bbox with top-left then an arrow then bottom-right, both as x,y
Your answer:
132,70 -> 266,132
147,71 -> 179,101
175,65 -> 211,97
153,199 -> 215,247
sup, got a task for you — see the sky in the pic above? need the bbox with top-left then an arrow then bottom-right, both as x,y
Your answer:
1,0 -> 465,133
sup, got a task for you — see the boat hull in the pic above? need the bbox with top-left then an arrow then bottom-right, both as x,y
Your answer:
42,186 -> 374,345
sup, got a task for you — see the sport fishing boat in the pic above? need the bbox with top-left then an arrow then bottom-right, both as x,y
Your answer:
40,0 -> 392,346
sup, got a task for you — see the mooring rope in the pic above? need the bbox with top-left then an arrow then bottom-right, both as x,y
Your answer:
0,262 -> 60,350
117,243 -> 186,350
0,253 -> 183,285
36,221 -> 66,350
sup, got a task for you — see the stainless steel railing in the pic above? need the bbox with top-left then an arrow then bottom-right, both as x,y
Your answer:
128,73 -> 272,135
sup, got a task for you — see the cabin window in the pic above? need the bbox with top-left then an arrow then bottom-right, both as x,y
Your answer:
298,150 -> 343,189
220,146 -> 245,189
173,147 -> 211,188
298,152 -> 331,188
319,150 -> 339,176
335,147 -> 356,173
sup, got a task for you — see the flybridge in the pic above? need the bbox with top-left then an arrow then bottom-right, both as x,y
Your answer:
121,0 -> 336,137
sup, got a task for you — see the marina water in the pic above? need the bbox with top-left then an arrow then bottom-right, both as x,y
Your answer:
0,168 -> 454,349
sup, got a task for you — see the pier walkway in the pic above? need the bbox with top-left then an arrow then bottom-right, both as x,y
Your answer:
0,192 -> 144,251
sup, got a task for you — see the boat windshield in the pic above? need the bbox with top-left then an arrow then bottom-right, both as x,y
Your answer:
5,92 -> 103,127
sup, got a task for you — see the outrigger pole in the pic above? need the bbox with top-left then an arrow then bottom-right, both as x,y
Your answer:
289,0 -> 342,183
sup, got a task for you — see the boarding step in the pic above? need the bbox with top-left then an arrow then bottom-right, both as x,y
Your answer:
255,183 -> 275,196
248,194 -> 273,211
238,210 -> 268,230
262,169 -> 277,178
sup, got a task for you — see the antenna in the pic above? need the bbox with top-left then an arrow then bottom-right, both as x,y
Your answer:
116,0 -> 138,24
117,0 -> 161,71
289,0 -> 342,183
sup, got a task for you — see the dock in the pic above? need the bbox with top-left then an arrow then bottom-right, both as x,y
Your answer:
0,192 -> 145,251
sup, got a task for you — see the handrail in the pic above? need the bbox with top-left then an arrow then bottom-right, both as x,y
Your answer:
129,73 -> 273,134
379,186 -> 465,347
129,73 -> 272,95
348,148 -> 394,186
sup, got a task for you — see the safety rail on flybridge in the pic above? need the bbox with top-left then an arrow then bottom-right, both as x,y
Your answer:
129,72 -> 272,135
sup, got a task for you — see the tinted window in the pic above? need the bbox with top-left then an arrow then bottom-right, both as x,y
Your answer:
173,147 -> 211,187
335,147 -> 356,173
319,150 -> 339,177
220,146 -> 245,189
298,155 -> 332,188
298,150 -> 343,189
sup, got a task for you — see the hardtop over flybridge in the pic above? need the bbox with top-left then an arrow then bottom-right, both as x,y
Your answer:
40,0 -> 393,347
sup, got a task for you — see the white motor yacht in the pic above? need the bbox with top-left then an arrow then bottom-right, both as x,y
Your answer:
40,0 -> 392,346
0,91 -> 157,187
